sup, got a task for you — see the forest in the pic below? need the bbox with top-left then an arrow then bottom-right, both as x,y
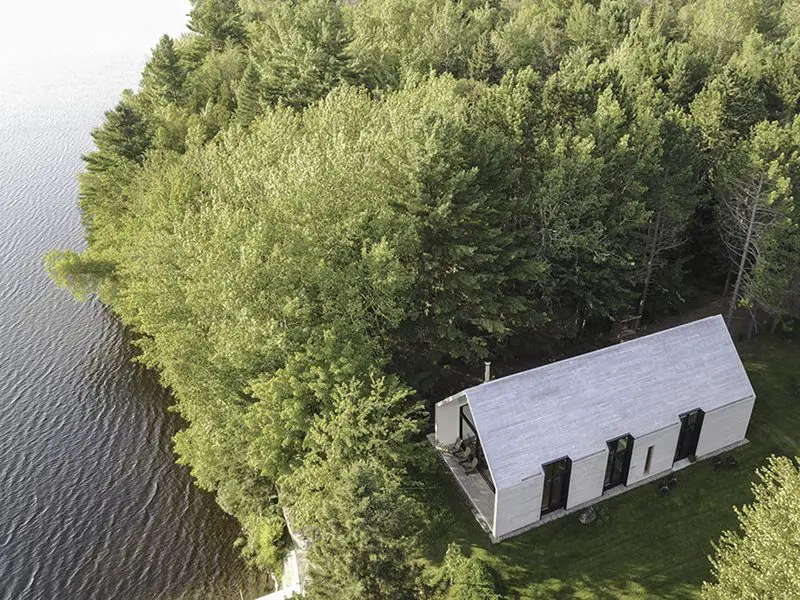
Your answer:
47,0 -> 800,598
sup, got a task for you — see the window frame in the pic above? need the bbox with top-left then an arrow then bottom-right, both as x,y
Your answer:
540,456 -> 572,515
674,408 -> 705,462
603,433 -> 634,491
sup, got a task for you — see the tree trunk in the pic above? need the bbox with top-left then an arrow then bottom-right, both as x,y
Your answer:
723,269 -> 733,297
771,314 -> 780,333
726,176 -> 764,327
746,308 -> 757,340
638,210 -> 662,318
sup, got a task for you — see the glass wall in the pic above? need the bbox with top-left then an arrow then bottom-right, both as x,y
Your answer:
459,405 -> 495,492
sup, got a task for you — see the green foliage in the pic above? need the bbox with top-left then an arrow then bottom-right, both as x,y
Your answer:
292,374 -> 424,473
492,0 -> 569,74
141,35 -> 186,106
248,0 -> 353,108
468,31 -> 502,84
432,543 -> 501,600
702,455 -> 800,599
284,458 -> 424,600
184,45 -> 247,114
188,0 -> 246,49
83,94 -> 151,170
346,0 -> 495,89
44,250 -> 116,301
281,375 -> 426,597
235,62 -> 262,126
715,118 -> 800,321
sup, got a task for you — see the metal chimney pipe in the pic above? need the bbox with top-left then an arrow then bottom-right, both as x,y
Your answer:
484,361 -> 491,383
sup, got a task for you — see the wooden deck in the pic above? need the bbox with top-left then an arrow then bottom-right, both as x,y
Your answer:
427,434 -> 495,534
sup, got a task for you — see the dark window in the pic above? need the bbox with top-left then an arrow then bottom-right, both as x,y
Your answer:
541,457 -> 571,515
644,445 -> 654,475
459,405 -> 477,442
674,409 -> 705,462
604,434 -> 634,491
459,406 -> 495,492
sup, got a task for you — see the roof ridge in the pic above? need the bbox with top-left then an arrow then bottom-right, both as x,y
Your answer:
465,314 -> 725,394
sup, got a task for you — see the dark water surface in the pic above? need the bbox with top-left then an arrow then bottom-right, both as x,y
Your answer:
0,4 -> 265,599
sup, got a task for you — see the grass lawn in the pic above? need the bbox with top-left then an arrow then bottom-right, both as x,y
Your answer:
422,335 -> 800,599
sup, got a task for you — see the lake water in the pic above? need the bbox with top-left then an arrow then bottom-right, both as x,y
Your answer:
0,3 -> 266,598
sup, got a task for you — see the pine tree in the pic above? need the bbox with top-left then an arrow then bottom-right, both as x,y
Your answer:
141,35 -> 186,106
188,0 -> 246,50
83,95 -> 151,171
235,63 -> 262,127
251,0 -> 353,109
468,31 -> 502,84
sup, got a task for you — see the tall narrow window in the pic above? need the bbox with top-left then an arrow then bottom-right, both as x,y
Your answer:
674,409 -> 705,462
644,446 -> 654,475
604,434 -> 634,491
541,457 -> 571,515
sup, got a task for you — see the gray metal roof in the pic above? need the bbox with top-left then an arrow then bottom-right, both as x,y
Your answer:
461,315 -> 755,490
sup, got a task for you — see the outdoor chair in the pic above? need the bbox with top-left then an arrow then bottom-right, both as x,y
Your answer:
458,447 -> 475,465
463,457 -> 479,475
712,455 -> 738,469
448,437 -> 466,456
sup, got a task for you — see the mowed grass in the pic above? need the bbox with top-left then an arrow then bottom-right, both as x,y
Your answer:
423,336 -> 800,599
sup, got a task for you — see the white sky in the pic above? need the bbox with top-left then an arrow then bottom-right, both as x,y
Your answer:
0,0 -> 192,64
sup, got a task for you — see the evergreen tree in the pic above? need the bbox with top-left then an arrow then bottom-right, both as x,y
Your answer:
435,543 -> 501,600
188,0 -> 246,49
79,94 -> 152,237
83,95 -> 151,171
235,63 -> 262,126
468,31 -> 502,84
249,0 -> 353,109
284,458 -> 423,600
141,35 -> 186,106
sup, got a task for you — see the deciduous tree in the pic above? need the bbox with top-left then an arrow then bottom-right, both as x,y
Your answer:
702,455 -> 800,599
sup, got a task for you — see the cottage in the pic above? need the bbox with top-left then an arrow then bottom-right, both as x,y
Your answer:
434,315 -> 756,541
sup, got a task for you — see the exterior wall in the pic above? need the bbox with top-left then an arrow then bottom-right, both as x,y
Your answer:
696,396 -> 755,457
626,423 -> 682,486
448,392 -> 756,541
434,394 -> 467,446
566,451 -> 607,509
493,475 -> 542,538
492,423 -> 685,536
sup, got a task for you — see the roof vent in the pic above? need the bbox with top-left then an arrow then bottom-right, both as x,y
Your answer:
484,361 -> 491,383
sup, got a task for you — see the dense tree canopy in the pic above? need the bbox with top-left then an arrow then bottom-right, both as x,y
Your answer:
48,0 -> 800,596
